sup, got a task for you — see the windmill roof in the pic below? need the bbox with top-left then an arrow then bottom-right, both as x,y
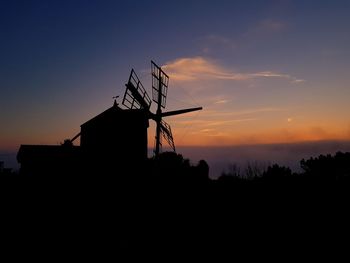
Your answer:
80,103 -> 149,128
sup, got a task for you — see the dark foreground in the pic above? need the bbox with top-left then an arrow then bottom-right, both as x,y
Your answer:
2,175 -> 348,260
2,151 -> 350,259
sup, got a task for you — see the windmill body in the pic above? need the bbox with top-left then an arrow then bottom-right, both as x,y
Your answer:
80,105 -> 149,165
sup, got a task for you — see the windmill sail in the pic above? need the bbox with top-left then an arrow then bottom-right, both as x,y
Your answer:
151,61 -> 169,109
122,69 -> 151,110
121,61 -> 202,157
159,120 -> 175,152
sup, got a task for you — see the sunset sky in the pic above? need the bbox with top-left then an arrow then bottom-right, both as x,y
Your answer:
1,1 -> 350,169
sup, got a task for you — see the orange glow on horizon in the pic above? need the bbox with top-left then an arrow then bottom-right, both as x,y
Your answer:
2,122 -> 349,153
148,121 -> 350,148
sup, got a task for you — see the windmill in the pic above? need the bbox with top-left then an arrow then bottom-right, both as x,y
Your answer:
122,61 -> 202,156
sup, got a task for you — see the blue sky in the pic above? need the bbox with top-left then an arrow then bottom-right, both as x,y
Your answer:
1,0 -> 350,170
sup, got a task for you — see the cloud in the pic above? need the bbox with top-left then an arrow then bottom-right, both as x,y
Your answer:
214,99 -> 229,104
172,117 -> 256,129
202,107 -> 284,118
200,128 -> 215,133
163,57 -> 302,83
240,19 -> 287,41
251,71 -> 290,78
200,34 -> 237,54
171,107 -> 283,124
292,79 -> 305,83
204,35 -> 236,47
206,118 -> 257,127
162,57 -> 247,81
257,19 -> 286,32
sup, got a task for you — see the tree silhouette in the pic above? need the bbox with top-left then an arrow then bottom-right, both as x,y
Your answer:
261,164 -> 292,182
301,151 -> 350,182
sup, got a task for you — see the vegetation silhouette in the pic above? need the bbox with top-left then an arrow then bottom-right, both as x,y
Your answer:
3,150 -> 348,256
300,151 -> 350,182
216,151 -> 350,185
6,150 -> 350,190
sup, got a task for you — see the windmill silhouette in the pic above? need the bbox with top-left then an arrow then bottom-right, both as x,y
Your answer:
17,61 -> 202,176
122,61 -> 202,156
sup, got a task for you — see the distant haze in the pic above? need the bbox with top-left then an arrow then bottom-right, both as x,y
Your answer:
177,140 -> 350,179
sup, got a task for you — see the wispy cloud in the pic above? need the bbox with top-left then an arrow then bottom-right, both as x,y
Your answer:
173,117 -> 257,128
257,19 -> 286,32
292,79 -> 305,83
163,57 -> 246,81
163,57 -> 304,83
203,35 -> 236,47
251,71 -> 290,78
209,107 -> 285,117
171,107 -> 283,121
241,19 -> 287,40
214,99 -> 229,104
200,34 -> 237,54
206,118 -> 257,126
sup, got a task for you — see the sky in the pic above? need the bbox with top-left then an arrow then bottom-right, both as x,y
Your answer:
1,0 -> 350,174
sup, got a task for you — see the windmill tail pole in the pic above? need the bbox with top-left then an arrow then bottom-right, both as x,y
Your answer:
160,107 -> 203,117
70,132 -> 81,143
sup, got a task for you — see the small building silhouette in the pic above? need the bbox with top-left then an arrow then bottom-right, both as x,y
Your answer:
17,145 -> 81,177
17,103 -> 149,177
0,161 -> 13,175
